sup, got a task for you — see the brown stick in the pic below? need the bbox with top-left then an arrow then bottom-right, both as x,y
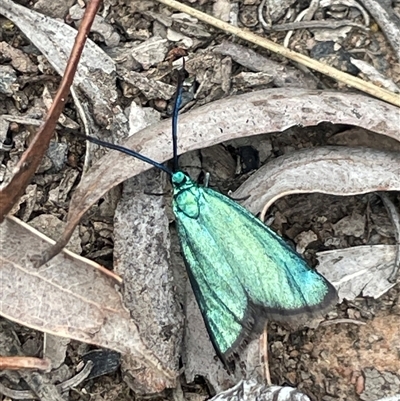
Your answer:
0,356 -> 51,371
0,0 -> 102,222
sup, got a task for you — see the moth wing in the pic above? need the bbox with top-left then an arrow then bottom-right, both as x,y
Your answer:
175,213 -> 252,358
202,188 -> 337,324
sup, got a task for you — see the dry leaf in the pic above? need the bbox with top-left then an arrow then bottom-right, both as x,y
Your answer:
233,146 -> 399,301
114,168 -> 183,390
233,146 -> 400,216
214,41 -> 317,89
0,216 -> 177,392
317,245 -> 397,301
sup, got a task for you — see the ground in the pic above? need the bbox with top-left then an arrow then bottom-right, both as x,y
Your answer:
0,0 -> 399,400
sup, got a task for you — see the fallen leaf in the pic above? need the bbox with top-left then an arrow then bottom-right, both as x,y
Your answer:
233,146 -> 399,300
232,146 -> 400,216
0,216 -> 177,392
214,41 -> 317,89
317,245 -> 397,301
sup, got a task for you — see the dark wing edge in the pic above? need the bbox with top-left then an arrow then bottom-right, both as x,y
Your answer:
250,278 -> 338,333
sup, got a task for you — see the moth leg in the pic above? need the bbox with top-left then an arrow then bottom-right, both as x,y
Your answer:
204,172 -> 210,188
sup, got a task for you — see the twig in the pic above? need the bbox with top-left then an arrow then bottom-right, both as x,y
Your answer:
320,318 -> 366,326
260,322 -> 271,385
57,361 -> 94,393
70,87 -> 92,175
0,382 -> 34,400
282,0 -> 320,47
266,19 -> 368,32
257,0 -> 272,30
155,0 -> 400,107
0,356 -> 51,371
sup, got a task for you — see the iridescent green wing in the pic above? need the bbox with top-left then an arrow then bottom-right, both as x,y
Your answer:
201,188 -> 337,324
175,215 -> 249,357
172,173 -> 337,358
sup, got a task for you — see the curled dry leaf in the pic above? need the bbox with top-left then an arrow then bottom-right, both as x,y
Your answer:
40,89 -> 400,259
0,216 -> 177,393
233,146 -> 400,216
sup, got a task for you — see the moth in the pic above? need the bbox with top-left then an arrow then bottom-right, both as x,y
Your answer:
83,66 -> 338,363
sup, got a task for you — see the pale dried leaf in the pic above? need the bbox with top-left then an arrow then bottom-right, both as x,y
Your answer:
0,216 -> 177,392
232,147 -> 400,216
317,245 -> 397,301
214,42 -> 317,89
350,58 -> 400,93
112,103 -> 181,392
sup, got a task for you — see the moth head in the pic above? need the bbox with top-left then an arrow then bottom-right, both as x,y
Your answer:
172,171 -> 189,188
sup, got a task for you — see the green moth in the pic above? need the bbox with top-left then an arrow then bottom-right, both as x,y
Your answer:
84,68 -> 338,363
172,171 -> 337,358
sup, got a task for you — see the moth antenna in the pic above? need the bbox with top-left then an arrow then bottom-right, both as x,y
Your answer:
77,133 -> 173,176
172,58 -> 186,172
75,62 -> 186,176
